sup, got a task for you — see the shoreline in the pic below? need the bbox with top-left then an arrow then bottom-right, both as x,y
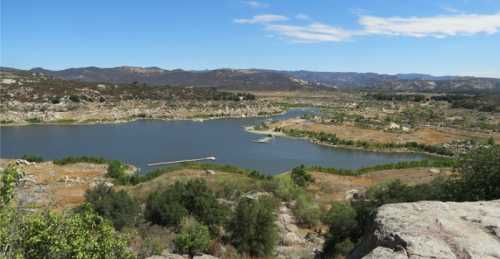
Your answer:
0,110 -> 288,128
245,125 -> 445,158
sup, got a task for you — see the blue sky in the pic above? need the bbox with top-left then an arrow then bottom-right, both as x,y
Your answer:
1,0 -> 500,77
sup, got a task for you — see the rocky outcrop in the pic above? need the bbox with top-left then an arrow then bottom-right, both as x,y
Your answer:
349,200 -> 500,259
275,203 -> 324,259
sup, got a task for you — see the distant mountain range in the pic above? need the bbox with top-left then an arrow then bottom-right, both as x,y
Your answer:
4,66 -> 500,92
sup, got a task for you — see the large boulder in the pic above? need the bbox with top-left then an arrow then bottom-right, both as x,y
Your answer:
349,200 -> 500,259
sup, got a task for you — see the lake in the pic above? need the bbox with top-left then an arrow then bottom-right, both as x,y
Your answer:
0,108 -> 427,175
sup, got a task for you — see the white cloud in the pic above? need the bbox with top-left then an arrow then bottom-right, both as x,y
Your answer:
243,1 -> 269,8
359,12 -> 500,38
295,14 -> 310,20
234,14 -> 289,24
266,23 -> 355,42
236,11 -> 500,42
441,6 -> 461,13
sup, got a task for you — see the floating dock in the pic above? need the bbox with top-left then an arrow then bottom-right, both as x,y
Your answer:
148,156 -> 216,166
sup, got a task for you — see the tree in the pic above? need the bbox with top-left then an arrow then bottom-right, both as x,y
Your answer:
174,217 -> 211,257
1,166 -> 20,206
107,160 -> 126,179
321,202 -> 358,257
291,165 -> 313,187
452,145 -> 500,201
85,183 -> 140,230
145,179 -> 227,234
0,204 -> 133,258
229,197 -> 278,257
145,188 -> 188,227
293,192 -> 321,227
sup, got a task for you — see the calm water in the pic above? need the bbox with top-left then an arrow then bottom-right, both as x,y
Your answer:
0,109 -> 426,175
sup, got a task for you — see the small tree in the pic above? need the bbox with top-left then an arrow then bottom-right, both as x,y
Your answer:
1,204 -> 133,258
106,160 -> 126,179
291,165 -> 313,187
322,202 -> 358,257
293,192 -> 321,227
1,166 -> 20,206
229,197 -> 278,257
85,183 -> 140,230
174,217 -> 211,257
452,145 -> 500,201
144,179 -> 227,235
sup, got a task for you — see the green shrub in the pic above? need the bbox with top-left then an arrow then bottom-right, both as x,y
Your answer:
85,183 -> 140,230
321,202 -> 358,258
451,145 -> 500,201
145,179 -> 228,235
270,176 -> 301,201
53,156 -> 107,165
229,197 -> 278,257
0,204 -> 133,258
25,117 -> 42,123
21,154 -> 43,163
69,95 -> 80,102
291,165 -> 313,187
293,192 -> 321,227
174,217 -> 211,257
107,160 -> 127,179
1,166 -> 21,206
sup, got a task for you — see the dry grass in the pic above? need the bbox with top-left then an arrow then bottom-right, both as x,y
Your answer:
295,168 -> 452,208
269,118 -> 500,145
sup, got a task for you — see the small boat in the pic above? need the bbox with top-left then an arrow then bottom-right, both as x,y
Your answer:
253,136 -> 273,143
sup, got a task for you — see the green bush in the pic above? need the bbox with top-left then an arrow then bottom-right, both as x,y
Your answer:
174,217 -> 211,257
53,155 -> 107,165
0,204 -> 133,258
293,192 -> 321,227
270,177 -> 301,201
106,160 -> 127,179
69,95 -> 80,102
21,154 -> 43,163
291,165 -> 313,187
229,197 -> 278,257
1,166 -> 21,206
321,202 -> 358,258
451,145 -> 500,201
85,183 -> 140,230
145,179 -> 228,235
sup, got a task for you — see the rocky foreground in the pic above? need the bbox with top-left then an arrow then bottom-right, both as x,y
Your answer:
350,200 -> 500,259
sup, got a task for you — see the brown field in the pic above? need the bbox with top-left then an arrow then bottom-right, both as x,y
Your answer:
304,168 -> 451,208
0,160 -> 108,211
269,118 -> 500,145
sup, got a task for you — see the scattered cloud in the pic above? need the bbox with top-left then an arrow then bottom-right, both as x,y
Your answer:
235,11 -> 500,42
234,14 -> 289,24
295,14 -> 310,20
359,12 -> 500,38
242,1 -> 269,8
441,6 -> 461,13
266,23 -> 354,42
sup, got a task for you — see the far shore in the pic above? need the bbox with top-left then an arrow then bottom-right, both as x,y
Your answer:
0,110 -> 288,128
245,125 -> 443,158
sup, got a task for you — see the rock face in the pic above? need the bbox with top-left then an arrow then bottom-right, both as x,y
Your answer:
275,203 -> 324,258
349,200 -> 500,259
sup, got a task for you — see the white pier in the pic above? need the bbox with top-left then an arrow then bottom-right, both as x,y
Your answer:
148,156 -> 216,166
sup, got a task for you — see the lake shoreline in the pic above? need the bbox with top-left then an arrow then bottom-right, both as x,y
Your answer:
245,125 -> 443,158
0,110 -> 288,128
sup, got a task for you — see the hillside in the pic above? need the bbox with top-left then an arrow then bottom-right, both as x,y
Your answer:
28,67 -> 318,90
13,66 -> 500,93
